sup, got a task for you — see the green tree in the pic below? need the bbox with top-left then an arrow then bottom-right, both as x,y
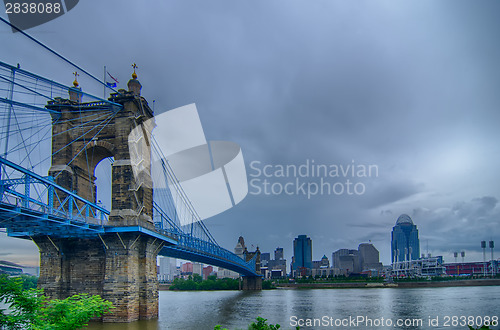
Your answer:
0,275 -> 113,330
214,326 -> 228,330
0,274 -> 43,329
248,317 -> 281,330
214,317 -> 288,330
17,275 -> 38,290
170,276 -> 239,291
192,273 -> 203,283
262,280 -> 276,290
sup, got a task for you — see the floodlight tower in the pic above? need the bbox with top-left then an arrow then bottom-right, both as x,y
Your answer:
481,241 -> 486,277
489,241 -> 494,276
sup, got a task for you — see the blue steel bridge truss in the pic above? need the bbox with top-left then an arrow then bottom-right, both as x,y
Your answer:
0,60 -> 258,277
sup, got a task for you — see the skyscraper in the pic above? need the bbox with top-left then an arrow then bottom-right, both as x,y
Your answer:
292,235 -> 313,275
234,236 -> 246,258
268,247 -> 287,277
274,247 -> 284,260
332,248 -> 359,274
358,243 -> 383,271
391,214 -> 420,263
158,257 -> 177,282
260,252 -> 271,268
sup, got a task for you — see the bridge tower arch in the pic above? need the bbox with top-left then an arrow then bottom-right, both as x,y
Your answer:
34,76 -> 163,322
242,247 -> 263,290
47,79 -> 154,224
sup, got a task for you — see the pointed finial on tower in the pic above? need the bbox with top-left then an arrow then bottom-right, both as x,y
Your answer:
73,71 -> 79,87
128,64 -> 142,95
131,63 -> 138,79
69,72 -> 82,102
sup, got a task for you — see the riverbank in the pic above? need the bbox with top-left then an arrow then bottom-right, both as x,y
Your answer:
276,278 -> 500,289
159,283 -> 172,291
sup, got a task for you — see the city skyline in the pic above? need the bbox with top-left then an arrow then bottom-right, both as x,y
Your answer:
1,0 -> 500,266
0,209 -> 496,268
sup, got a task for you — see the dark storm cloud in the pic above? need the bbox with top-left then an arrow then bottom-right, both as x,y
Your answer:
357,232 -> 389,244
411,197 -> 500,260
358,179 -> 425,209
1,0 -> 500,265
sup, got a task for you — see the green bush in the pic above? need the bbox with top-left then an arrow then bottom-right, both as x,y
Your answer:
262,280 -> 276,290
248,317 -> 281,330
0,274 -> 113,329
170,276 -> 240,291
17,274 -> 38,290
215,317 -> 289,330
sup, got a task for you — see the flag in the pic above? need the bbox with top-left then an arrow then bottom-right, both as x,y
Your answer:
106,71 -> 119,88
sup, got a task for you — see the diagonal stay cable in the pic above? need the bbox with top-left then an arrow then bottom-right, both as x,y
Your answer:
52,109 -> 120,180
151,135 -> 218,246
3,111 -> 102,159
0,17 -> 119,94
0,75 -> 55,102
6,109 -> 115,168
31,110 -> 116,178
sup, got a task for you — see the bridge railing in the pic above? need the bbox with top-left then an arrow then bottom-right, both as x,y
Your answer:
153,202 -> 256,273
178,233 -> 256,267
0,156 -> 109,226
158,229 -> 258,272
153,199 -> 257,274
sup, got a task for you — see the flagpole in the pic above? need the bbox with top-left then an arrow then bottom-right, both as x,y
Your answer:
103,65 -> 106,99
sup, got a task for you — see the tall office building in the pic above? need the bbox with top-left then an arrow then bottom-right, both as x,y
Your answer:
332,244 -> 383,275
274,247 -> 284,260
391,214 -> 420,263
234,236 -> 246,258
358,243 -> 383,271
260,252 -> 271,267
292,235 -> 313,275
332,249 -> 360,274
268,247 -> 287,277
158,257 -> 177,282
192,262 -> 203,276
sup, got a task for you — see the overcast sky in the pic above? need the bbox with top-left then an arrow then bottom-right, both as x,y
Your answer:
1,0 -> 500,267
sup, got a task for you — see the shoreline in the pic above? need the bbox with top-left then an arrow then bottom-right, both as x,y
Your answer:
159,279 -> 500,291
276,278 -> 500,289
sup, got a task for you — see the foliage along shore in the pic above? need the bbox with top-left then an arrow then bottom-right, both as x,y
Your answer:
0,274 -> 113,329
168,274 -> 275,291
276,278 -> 500,289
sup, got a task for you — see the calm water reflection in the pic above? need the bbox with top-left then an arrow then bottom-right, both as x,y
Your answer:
87,286 -> 500,329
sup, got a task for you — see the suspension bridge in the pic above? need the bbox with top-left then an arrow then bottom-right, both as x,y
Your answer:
0,56 -> 261,321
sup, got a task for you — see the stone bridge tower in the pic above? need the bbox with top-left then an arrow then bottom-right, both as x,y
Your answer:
33,72 -> 164,322
243,247 -> 262,290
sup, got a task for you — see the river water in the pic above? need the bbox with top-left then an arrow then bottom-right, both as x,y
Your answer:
87,286 -> 500,330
